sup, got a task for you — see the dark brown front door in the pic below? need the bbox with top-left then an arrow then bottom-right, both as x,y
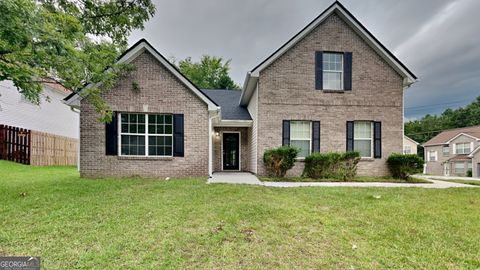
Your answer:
223,133 -> 239,170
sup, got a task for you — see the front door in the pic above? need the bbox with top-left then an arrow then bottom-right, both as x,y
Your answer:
223,133 -> 240,171
444,163 -> 450,176
477,163 -> 480,178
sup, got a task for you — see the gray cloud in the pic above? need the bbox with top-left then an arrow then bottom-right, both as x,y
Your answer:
128,0 -> 480,119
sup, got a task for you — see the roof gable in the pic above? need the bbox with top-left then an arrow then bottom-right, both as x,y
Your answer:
404,136 -> 419,145
240,1 -> 417,105
423,126 -> 480,146
64,39 -> 219,111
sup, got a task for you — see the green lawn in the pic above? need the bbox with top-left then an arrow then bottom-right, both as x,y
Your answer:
259,176 -> 431,183
1,161 -> 479,269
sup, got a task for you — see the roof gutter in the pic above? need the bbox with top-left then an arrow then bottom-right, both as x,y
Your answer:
239,72 -> 259,106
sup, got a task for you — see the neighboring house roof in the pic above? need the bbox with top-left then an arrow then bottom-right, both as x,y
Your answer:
239,1 -> 417,106
201,90 -> 252,120
423,126 -> 480,146
63,39 -> 219,111
446,154 -> 471,162
468,145 -> 480,158
42,79 -> 72,95
404,135 -> 419,145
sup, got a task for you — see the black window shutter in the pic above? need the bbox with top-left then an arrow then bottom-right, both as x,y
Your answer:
315,51 -> 323,90
105,112 -> 118,156
312,121 -> 320,152
373,121 -> 382,158
344,52 -> 352,90
282,120 -> 290,146
346,121 -> 354,152
173,114 -> 184,157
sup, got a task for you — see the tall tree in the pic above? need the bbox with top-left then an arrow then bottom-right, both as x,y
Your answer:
0,0 -> 156,121
176,55 -> 240,90
405,96 -> 480,144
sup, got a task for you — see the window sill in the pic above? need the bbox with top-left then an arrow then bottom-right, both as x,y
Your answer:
321,89 -> 346,93
117,156 -> 174,161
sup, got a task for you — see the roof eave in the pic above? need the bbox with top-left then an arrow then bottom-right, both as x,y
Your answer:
239,72 -> 258,106
64,39 -> 220,112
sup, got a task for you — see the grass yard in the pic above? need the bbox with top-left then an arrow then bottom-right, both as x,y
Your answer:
439,179 -> 480,186
259,176 -> 431,183
0,161 -> 479,269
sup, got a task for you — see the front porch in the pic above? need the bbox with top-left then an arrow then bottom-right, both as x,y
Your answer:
443,155 -> 473,177
212,126 -> 251,173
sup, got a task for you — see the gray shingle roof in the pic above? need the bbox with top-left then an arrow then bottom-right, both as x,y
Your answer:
201,89 -> 252,120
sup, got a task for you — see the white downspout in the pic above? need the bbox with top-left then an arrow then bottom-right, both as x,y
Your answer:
208,109 -> 221,177
208,115 -> 213,177
70,107 -> 81,172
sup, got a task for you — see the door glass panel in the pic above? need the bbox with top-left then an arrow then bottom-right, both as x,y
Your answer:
223,133 -> 239,170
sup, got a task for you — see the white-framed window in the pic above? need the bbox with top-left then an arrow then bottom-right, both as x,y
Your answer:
467,162 -> 473,171
323,53 -> 343,90
455,143 -> 471,154
119,113 -> 173,157
428,150 -> 437,162
404,145 -> 412,154
290,121 -> 311,158
443,145 -> 449,156
354,121 -> 373,158
455,162 -> 465,174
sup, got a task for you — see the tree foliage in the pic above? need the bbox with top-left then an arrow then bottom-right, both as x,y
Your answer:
0,0 -> 156,121
405,96 -> 480,144
176,55 -> 240,90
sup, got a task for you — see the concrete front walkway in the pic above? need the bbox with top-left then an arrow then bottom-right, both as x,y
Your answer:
208,172 -> 477,188
417,175 -> 480,181
208,172 -> 262,185
262,179 -> 475,189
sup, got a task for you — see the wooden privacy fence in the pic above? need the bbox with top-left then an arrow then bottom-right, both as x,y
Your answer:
0,124 -> 78,166
0,125 -> 31,164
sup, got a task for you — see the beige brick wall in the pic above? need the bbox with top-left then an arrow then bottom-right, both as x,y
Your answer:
472,152 -> 480,178
424,145 -> 445,176
212,127 -> 250,172
80,51 -> 209,178
403,137 -> 418,155
255,13 -> 404,176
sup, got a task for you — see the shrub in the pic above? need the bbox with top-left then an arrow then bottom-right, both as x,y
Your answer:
303,151 -> 360,180
467,169 -> 473,177
263,146 -> 299,177
386,154 -> 424,180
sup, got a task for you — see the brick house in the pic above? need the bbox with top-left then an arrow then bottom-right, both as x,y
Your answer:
64,2 -> 417,178
403,136 -> 419,155
423,126 -> 480,177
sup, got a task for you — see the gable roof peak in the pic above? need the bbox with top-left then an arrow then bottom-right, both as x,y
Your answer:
64,38 -> 219,111
240,1 -> 417,105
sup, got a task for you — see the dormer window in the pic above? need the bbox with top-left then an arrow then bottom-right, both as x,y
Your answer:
323,53 -> 344,90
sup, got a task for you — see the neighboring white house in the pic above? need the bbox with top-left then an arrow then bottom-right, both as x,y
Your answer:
403,136 -> 419,155
0,80 -> 79,138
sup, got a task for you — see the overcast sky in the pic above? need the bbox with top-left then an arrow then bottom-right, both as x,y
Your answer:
128,0 -> 480,120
